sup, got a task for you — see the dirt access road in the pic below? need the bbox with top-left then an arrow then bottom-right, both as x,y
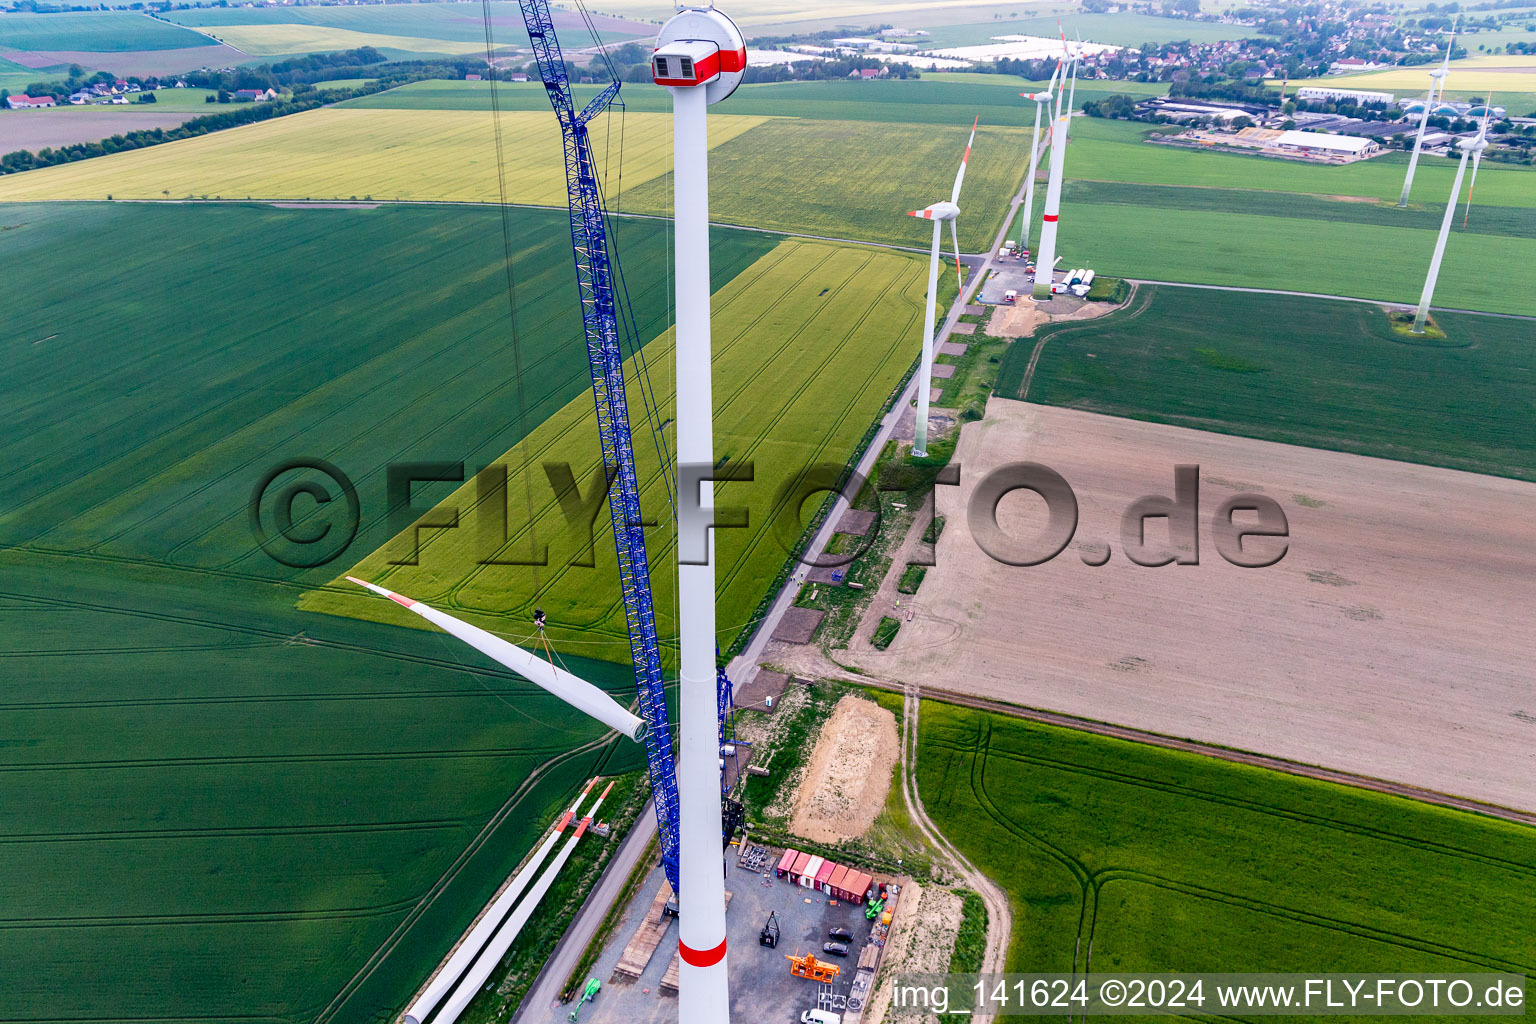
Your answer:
849,399 -> 1536,814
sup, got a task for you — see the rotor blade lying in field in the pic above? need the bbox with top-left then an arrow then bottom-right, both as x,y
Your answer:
345,577 -> 646,742
402,778 -> 597,1024
433,781 -> 617,1024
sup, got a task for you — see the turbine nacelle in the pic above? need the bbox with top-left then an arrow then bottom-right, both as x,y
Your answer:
909,201 -> 960,222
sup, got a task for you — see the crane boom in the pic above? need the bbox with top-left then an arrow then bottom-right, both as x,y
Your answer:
516,0 -> 683,892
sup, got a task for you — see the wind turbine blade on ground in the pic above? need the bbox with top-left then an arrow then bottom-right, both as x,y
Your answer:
400,778 -> 597,1024
345,577 -> 646,741
432,782 -> 616,1024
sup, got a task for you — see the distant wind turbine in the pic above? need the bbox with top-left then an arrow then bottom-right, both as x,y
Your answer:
1032,27 -> 1078,299
1399,16 -> 1458,208
1463,97 -> 1494,227
1016,61 -> 1063,259
1411,129 -> 1485,335
907,116 -> 977,459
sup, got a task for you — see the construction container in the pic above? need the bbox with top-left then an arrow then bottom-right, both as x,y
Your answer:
776,848 -> 799,879
825,863 -> 850,897
832,869 -> 872,904
814,859 -> 837,892
789,850 -> 812,884
800,855 -> 825,888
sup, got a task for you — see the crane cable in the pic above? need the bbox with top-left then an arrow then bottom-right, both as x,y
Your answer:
479,0 -> 545,610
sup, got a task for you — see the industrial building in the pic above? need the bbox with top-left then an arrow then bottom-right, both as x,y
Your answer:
1296,85 -> 1395,107
1270,129 -> 1380,161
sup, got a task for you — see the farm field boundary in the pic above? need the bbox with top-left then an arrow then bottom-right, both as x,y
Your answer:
908,698 -> 1536,1002
303,238 -> 931,665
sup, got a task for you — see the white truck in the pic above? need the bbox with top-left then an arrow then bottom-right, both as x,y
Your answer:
802,1012 -> 841,1024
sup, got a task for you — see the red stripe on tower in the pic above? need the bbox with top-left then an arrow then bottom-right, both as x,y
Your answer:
1043,214 -> 1059,222
679,937 -> 728,968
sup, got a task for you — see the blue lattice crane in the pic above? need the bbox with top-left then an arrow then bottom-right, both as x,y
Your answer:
515,0 -> 739,893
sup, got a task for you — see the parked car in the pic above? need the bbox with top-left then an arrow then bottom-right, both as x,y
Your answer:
822,941 -> 850,957
828,927 -> 854,942
802,1011 -> 841,1024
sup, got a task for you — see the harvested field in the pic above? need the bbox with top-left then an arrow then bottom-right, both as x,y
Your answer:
851,399 -> 1536,813
2,44 -> 247,76
837,509 -> 878,536
788,695 -> 899,843
0,109 -> 204,152
772,607 -> 825,645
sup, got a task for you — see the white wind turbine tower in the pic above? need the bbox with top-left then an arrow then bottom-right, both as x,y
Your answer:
1410,118 -> 1487,335
907,116 -> 978,459
1399,16 -> 1458,208
650,5 -> 747,1022
1032,28 -> 1079,299
1016,61 -> 1063,260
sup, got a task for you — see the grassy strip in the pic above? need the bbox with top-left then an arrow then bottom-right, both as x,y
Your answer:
557,831 -> 660,1002
896,564 -> 926,595
871,616 -> 901,650
1086,275 -> 1131,303
940,889 -> 990,1023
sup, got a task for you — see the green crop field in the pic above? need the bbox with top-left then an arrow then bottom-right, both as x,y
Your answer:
1048,191 -> 1536,315
621,117 -> 1028,250
303,238 -> 932,664
907,698 -> 1536,1014
0,200 -> 774,1022
923,12 -> 1264,47
1067,118 -> 1536,209
997,285 -> 1536,480
0,11 -> 212,51
163,0 -> 649,45
350,76 -> 1168,127
159,0 -> 648,57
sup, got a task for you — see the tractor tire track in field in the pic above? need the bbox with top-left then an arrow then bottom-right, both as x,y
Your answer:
0,897 -> 421,930
0,585 -> 580,698
907,690 -> 1536,1000
0,818 -> 472,845
956,737 -> 1536,880
1084,869 -> 1536,976
888,684 -> 1536,830
898,682 -> 1012,1022
434,240 -> 829,622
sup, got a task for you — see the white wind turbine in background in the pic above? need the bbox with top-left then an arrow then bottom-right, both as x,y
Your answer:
1399,16 -> 1458,208
1032,28 -> 1079,299
907,116 -> 978,459
1462,97 -> 1494,227
1015,61 -> 1063,260
1411,114 -> 1488,335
